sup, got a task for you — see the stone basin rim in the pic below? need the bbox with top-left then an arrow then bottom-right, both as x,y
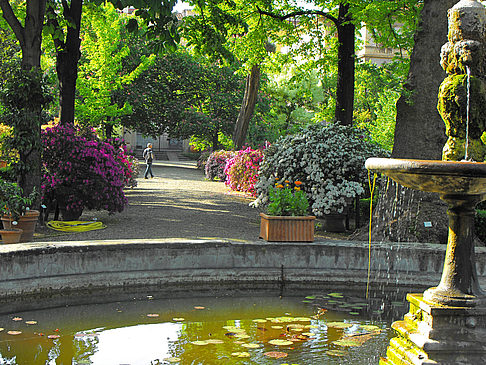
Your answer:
365,157 -> 486,177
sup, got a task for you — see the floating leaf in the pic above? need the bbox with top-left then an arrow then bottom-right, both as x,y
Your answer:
332,339 -> 361,347
194,306 -> 205,310
327,349 -> 347,357
271,326 -> 283,330
172,318 -> 185,322
191,341 -> 208,346
25,321 -> 37,325
252,319 -> 267,323
294,317 -> 312,322
48,334 -> 60,339
231,352 -> 250,358
287,324 -> 305,330
233,340 -> 245,344
360,325 -> 381,332
349,312 -> 360,316
7,331 -> 21,335
12,317 -> 22,322
264,351 -> 288,359
327,322 -> 353,329
205,339 -> 224,344
302,300 -> 311,303
305,296 -> 316,300
268,339 -> 293,346
328,292 -> 344,298
305,325 -> 318,329
164,357 -> 181,363
146,313 -> 159,318
235,334 -> 250,339
242,343 -> 261,349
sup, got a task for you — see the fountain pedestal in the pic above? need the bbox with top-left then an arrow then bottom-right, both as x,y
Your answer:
365,157 -> 486,364
384,294 -> 486,365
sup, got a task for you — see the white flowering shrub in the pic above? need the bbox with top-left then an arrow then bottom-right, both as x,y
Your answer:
252,123 -> 388,216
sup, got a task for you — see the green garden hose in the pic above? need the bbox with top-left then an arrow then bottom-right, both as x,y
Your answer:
46,220 -> 106,232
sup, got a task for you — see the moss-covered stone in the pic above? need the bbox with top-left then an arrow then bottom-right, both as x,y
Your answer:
438,74 -> 486,160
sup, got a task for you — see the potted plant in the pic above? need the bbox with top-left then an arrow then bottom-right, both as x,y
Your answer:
259,181 -> 316,242
253,123 -> 388,233
0,180 -> 38,243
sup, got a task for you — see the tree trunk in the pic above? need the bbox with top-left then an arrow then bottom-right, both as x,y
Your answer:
233,64 -> 261,149
392,0 -> 454,159
56,0 -> 83,124
0,0 -> 46,201
367,0 -> 458,245
334,3 -> 355,126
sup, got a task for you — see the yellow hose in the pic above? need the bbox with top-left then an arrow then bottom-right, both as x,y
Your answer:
46,220 -> 106,232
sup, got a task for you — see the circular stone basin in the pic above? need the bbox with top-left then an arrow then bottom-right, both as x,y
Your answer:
365,158 -> 486,196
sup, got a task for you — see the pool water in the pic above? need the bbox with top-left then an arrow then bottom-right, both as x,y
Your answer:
0,292 -> 392,364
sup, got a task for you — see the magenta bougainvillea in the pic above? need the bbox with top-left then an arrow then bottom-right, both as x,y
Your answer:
41,124 -> 129,215
224,147 -> 264,196
205,150 -> 236,181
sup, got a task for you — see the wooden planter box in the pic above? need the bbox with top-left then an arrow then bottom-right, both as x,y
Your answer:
259,213 -> 316,242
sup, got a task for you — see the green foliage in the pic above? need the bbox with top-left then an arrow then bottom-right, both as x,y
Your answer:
120,50 -> 243,148
0,67 -> 51,177
476,210 -> 486,244
267,183 -> 309,216
76,2 -> 155,135
253,122 -> 388,216
0,180 -> 37,223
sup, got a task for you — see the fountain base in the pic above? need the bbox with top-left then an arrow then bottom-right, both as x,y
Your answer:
380,293 -> 486,364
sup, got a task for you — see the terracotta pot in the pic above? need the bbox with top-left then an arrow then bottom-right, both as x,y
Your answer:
0,160 -> 7,168
0,228 -> 23,244
259,213 -> 315,242
322,213 -> 347,233
1,210 -> 40,242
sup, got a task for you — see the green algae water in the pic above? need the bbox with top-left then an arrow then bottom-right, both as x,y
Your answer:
0,291 -> 392,364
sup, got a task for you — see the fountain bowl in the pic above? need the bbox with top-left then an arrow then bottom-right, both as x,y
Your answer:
365,157 -> 486,197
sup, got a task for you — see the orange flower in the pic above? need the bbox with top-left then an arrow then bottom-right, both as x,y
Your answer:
294,187 -> 301,191
295,181 -> 302,186
276,184 -> 284,189
284,180 -> 290,184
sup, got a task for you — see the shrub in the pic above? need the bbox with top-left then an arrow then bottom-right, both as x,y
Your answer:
476,210 -> 486,244
252,122 -> 388,216
106,137 -> 139,188
205,150 -> 235,180
224,147 -> 264,196
41,123 -> 128,215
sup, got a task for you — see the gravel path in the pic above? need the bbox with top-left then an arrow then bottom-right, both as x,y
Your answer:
35,161 -> 261,242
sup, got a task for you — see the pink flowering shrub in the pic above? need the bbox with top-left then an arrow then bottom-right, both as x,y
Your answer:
205,150 -> 236,181
224,147 -> 264,196
41,124 -> 128,215
106,137 -> 139,188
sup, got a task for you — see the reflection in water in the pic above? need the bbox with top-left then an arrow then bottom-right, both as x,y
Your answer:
0,293 -> 392,364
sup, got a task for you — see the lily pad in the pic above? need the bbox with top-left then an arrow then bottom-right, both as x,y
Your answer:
328,292 -> 344,298
172,318 -> 185,322
294,317 -> 312,322
252,319 -> 267,323
241,343 -> 261,349
7,331 -> 22,335
164,357 -> 182,363
326,322 -> 353,329
360,325 -> 381,332
268,339 -> 294,346
271,326 -> 283,330
191,340 -> 209,346
305,296 -> 316,300
25,321 -> 37,325
146,313 -> 159,318
12,317 -> 22,322
263,351 -> 288,359
332,339 -> 361,347
235,334 -> 250,339
231,352 -> 251,358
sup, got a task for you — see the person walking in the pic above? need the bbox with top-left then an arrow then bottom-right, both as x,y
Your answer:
143,143 -> 154,179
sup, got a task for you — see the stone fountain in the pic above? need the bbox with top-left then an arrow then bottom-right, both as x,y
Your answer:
366,0 -> 486,363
